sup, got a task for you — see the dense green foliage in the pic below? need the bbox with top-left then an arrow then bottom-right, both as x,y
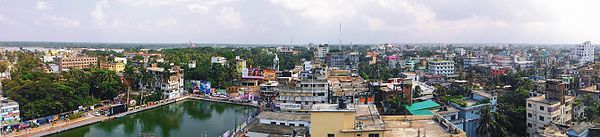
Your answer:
584,101 -> 600,122
1,52 -> 123,120
162,47 -> 311,88
494,73 -> 531,136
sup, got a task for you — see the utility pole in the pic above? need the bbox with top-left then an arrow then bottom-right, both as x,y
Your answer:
127,86 -> 130,111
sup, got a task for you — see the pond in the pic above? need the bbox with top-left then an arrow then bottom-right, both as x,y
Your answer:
49,100 -> 256,137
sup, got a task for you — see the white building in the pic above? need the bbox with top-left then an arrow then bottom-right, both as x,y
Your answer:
211,56 -> 227,65
316,44 -> 329,63
188,60 -> 196,69
526,80 -> 574,137
0,99 -> 20,126
427,59 -> 456,77
573,41 -> 594,64
455,48 -> 466,56
276,72 -> 329,111
146,64 -> 185,99
114,57 -> 127,64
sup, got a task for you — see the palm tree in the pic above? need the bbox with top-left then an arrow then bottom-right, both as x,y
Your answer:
477,106 -> 508,137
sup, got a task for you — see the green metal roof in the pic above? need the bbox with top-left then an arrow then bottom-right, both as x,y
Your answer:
408,109 -> 434,115
405,100 -> 440,115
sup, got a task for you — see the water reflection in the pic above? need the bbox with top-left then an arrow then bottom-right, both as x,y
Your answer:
49,100 -> 256,137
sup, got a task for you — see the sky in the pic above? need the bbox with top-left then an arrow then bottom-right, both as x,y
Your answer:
0,0 -> 599,44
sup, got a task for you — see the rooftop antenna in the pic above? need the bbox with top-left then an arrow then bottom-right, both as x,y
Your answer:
339,23 -> 342,51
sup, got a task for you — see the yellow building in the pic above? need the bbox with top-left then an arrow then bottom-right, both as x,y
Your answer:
310,104 -> 386,137
100,62 -> 125,73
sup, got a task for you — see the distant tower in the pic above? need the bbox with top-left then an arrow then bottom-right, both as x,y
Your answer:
339,23 -> 342,51
273,54 -> 279,71
189,41 -> 196,48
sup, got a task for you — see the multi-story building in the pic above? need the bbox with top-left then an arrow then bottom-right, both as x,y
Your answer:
100,62 -> 125,73
579,61 -> 600,85
316,44 -> 329,63
146,64 -> 185,99
526,79 -> 574,137
58,56 -> 98,71
327,51 -> 359,70
114,57 -> 127,65
0,99 -> 20,126
441,90 -> 497,137
327,74 -> 368,104
427,59 -> 456,78
572,41 -> 594,64
462,56 -> 483,68
276,69 -> 329,111
259,81 -> 279,105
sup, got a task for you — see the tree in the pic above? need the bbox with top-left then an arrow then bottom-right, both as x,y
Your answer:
0,60 -> 9,72
414,86 -> 422,97
89,69 -> 124,100
495,81 -> 530,136
584,102 -> 600,122
477,106 -> 508,137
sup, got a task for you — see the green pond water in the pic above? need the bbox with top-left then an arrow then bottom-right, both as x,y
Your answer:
49,100 -> 256,137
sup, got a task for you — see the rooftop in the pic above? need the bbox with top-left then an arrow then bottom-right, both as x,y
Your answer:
579,86 -> 600,93
310,104 -> 355,112
405,100 -> 441,116
527,95 -> 574,105
247,124 -> 307,136
383,115 -> 465,137
471,90 -> 494,99
257,112 -> 310,122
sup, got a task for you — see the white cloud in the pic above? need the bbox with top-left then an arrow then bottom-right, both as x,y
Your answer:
36,1 -> 52,10
0,14 -> 14,24
116,0 -> 238,13
0,14 -> 6,22
91,0 -> 109,25
137,18 -> 179,32
271,0 -> 358,23
217,7 -> 245,30
38,14 -> 80,28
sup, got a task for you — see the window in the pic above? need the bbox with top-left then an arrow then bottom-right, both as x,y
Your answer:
539,116 -> 545,121
328,134 -> 335,137
280,123 -> 286,126
528,113 -> 532,118
528,103 -> 532,108
299,124 -> 305,127
356,134 -> 361,137
539,106 -> 544,111
528,123 -> 532,128
290,123 -> 295,126
271,122 -> 276,125
368,134 -> 380,137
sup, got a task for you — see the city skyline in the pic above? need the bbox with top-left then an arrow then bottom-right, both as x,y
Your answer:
0,0 -> 599,44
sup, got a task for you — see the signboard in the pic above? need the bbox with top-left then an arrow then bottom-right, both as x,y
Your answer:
242,68 -> 264,79
279,103 -> 302,110
191,80 -> 211,94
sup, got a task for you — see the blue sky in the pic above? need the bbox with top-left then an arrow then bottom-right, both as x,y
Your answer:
0,0 -> 598,44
